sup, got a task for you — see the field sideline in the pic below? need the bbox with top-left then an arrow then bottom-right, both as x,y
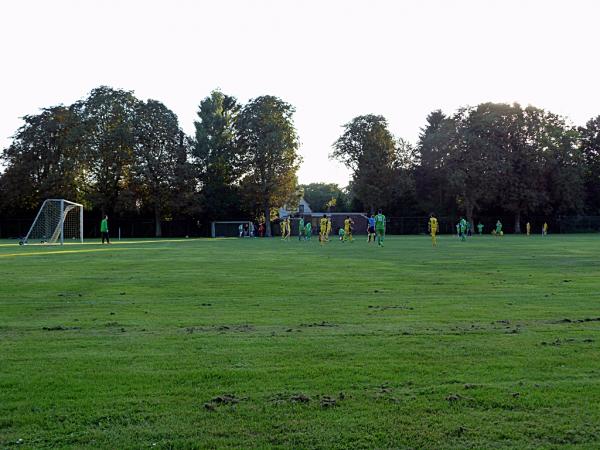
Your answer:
1,235 -> 600,448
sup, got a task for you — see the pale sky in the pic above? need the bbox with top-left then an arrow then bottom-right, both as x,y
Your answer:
1,0 -> 599,186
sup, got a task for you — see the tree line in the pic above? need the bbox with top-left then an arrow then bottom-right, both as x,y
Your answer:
0,87 -> 300,237
328,105 -> 599,233
1,86 -> 599,236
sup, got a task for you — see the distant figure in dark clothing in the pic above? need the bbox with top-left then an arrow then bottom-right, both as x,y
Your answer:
100,215 -> 110,244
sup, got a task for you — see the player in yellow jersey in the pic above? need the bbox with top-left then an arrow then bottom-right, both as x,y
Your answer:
285,217 -> 291,240
280,217 -> 287,240
326,216 -> 332,241
319,215 -> 328,244
343,216 -> 354,242
526,222 -> 531,236
428,213 -> 438,247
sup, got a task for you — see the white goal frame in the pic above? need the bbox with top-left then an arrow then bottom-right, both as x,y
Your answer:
22,199 -> 84,245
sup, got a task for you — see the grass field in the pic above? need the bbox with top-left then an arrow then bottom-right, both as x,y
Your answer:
1,234 -> 600,449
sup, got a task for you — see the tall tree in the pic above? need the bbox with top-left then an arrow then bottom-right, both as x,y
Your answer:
0,105 -> 85,214
74,86 -> 139,216
331,115 -> 399,212
446,104 -> 508,227
133,99 -> 184,237
580,116 -> 600,214
192,90 -> 243,221
415,110 -> 454,215
236,96 -> 301,237
541,114 -> 583,215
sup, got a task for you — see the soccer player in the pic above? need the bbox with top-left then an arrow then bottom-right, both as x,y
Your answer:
338,227 -> 345,241
367,214 -> 376,243
477,222 -> 484,235
326,216 -> 332,241
285,217 -> 291,240
428,213 -> 438,247
100,215 -> 110,244
375,209 -> 386,247
543,222 -> 548,236
459,217 -> 467,241
320,215 -> 328,244
343,216 -> 354,242
526,222 -> 531,236
305,221 -> 312,240
298,217 -> 305,241
280,218 -> 287,240
495,220 -> 503,236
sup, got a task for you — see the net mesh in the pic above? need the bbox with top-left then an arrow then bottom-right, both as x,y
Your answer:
212,221 -> 253,238
25,199 -> 82,244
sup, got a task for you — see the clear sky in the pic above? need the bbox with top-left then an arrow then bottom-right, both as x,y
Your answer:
1,0 -> 598,186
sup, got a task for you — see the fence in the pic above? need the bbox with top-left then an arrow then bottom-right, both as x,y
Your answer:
0,217 -> 202,240
2,215 -> 600,239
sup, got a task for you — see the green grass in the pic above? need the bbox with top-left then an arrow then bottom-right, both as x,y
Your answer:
1,234 -> 600,449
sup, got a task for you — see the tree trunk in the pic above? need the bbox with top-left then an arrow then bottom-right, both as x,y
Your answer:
265,205 -> 271,237
465,200 -> 474,231
155,205 -> 162,237
514,211 -> 521,234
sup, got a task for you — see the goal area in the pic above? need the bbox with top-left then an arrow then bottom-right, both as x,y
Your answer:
211,221 -> 254,238
21,199 -> 83,245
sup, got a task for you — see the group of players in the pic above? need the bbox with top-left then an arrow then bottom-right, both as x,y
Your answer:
280,210 -> 388,246
281,212 -> 549,248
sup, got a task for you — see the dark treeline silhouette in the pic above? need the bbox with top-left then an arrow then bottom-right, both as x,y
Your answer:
1,87 -> 599,237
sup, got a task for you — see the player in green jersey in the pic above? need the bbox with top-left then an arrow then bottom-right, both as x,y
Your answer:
459,217 -> 467,241
375,209 -> 386,247
477,222 -> 484,235
100,215 -> 110,244
495,220 -> 503,236
298,217 -> 305,241
305,221 -> 312,240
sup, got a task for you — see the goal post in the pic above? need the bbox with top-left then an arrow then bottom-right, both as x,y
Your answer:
211,221 -> 254,238
21,199 -> 84,245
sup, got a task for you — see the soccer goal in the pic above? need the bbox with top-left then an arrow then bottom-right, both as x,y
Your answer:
21,199 -> 83,245
211,221 -> 254,238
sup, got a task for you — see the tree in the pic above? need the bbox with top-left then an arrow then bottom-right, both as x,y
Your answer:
236,96 -> 301,237
580,116 -> 600,214
415,110 -> 454,215
74,86 -> 139,216
331,115 -> 400,212
133,99 -> 184,237
300,182 -> 348,212
192,90 -> 243,221
0,105 -> 85,214
446,104 -> 509,227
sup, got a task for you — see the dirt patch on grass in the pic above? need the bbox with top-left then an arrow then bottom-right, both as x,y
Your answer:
185,324 -> 255,334
42,325 -> 81,331
551,317 -> 600,324
368,305 -> 414,311
320,395 -> 337,408
57,292 -> 83,298
299,321 -> 337,328
204,394 -> 244,411
540,337 -> 593,346
269,392 -> 345,407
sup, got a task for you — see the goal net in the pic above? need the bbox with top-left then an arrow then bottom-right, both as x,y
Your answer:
22,199 -> 83,245
211,221 -> 254,238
